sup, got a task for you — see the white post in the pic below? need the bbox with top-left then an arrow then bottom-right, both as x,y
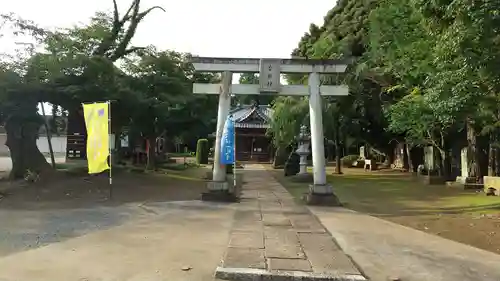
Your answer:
308,72 -> 331,193
212,71 -> 232,182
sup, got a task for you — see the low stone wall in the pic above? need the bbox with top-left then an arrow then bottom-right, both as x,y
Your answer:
0,134 -> 67,156
483,176 -> 500,196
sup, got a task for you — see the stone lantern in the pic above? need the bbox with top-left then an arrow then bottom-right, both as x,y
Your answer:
296,125 -> 311,176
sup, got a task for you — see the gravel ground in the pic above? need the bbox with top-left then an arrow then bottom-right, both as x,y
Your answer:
0,204 -> 143,257
0,200 -> 227,258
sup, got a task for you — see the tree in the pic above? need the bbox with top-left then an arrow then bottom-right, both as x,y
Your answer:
0,0 -> 165,179
412,0 -> 500,178
268,97 -> 309,166
124,49 -> 191,169
288,0 -> 396,162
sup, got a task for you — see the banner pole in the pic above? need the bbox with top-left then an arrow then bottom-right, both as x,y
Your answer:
108,100 -> 113,199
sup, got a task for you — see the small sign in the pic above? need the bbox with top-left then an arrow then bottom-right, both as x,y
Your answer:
259,59 -> 281,93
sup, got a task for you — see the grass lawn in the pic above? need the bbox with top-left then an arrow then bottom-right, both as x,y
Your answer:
270,167 -> 500,254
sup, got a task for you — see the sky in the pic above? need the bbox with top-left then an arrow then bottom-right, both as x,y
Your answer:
1,0 -> 336,113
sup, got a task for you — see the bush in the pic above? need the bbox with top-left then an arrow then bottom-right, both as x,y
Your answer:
341,154 -> 360,167
284,152 -> 300,176
196,139 -> 209,164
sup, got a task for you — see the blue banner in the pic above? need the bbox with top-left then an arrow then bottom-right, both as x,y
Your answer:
220,116 -> 235,164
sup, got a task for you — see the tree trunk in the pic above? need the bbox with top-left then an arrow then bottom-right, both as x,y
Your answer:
495,139 -> 500,176
439,149 -> 451,181
384,146 -> 395,168
5,115 -> 52,179
273,146 -> 287,168
40,102 -> 56,168
405,144 -> 414,172
476,135 -> 488,183
333,118 -> 342,174
403,144 -> 410,171
488,133 -> 495,176
335,142 -> 342,174
146,136 -> 156,170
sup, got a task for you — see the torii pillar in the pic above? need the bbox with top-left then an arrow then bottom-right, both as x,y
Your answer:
191,57 -> 350,205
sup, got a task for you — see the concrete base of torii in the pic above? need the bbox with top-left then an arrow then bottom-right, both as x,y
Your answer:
304,185 -> 342,206
201,180 -> 239,202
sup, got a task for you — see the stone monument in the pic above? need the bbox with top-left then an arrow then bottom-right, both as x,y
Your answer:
456,147 -> 469,183
359,146 -> 366,160
296,125 -> 310,175
455,147 -> 481,188
423,146 -> 435,173
293,125 -> 313,182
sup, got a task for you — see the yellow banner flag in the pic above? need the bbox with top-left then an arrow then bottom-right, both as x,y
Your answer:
83,102 -> 110,174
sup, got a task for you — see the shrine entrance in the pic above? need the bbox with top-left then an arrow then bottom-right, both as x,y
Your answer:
231,103 -> 273,162
192,57 -> 350,205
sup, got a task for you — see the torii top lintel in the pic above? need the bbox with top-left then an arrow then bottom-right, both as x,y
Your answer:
191,57 -> 352,74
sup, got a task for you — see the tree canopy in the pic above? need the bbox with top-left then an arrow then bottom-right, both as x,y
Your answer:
2,0 -> 500,182
270,0 -> 500,179
0,0 -> 216,177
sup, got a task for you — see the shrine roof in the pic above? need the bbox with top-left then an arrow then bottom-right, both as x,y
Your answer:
229,104 -> 273,129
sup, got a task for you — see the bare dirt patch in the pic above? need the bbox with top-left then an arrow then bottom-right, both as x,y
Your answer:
0,166 -> 210,210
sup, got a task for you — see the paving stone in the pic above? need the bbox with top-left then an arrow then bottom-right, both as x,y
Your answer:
234,210 -> 262,221
287,214 -> 327,233
262,212 -> 292,226
264,227 -> 305,259
241,190 -> 259,198
223,247 -> 266,269
260,206 -> 283,212
268,258 -> 312,272
298,233 -> 360,275
229,231 -> 264,249
233,218 -> 263,232
285,207 -> 309,214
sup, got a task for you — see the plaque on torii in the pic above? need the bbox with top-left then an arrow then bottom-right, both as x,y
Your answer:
191,56 -> 351,204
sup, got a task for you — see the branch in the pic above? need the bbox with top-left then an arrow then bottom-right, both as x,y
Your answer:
111,4 -> 165,61
122,46 -> 147,57
93,0 -> 126,57
425,129 -> 443,151
137,6 -> 166,21
112,0 -> 120,23
121,0 -> 139,23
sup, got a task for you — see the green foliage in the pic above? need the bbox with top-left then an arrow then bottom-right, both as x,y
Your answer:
0,1 -> 217,177
196,139 -> 209,164
285,0 -> 396,156
288,0 -> 500,170
268,97 -> 308,149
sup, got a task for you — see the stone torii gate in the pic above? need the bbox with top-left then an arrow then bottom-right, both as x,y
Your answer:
192,57 -> 350,205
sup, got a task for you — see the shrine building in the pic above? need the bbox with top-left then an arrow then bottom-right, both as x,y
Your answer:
227,103 -> 274,162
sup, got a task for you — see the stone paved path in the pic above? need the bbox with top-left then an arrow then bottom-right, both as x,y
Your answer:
216,164 -> 366,281
311,207 -> 500,281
